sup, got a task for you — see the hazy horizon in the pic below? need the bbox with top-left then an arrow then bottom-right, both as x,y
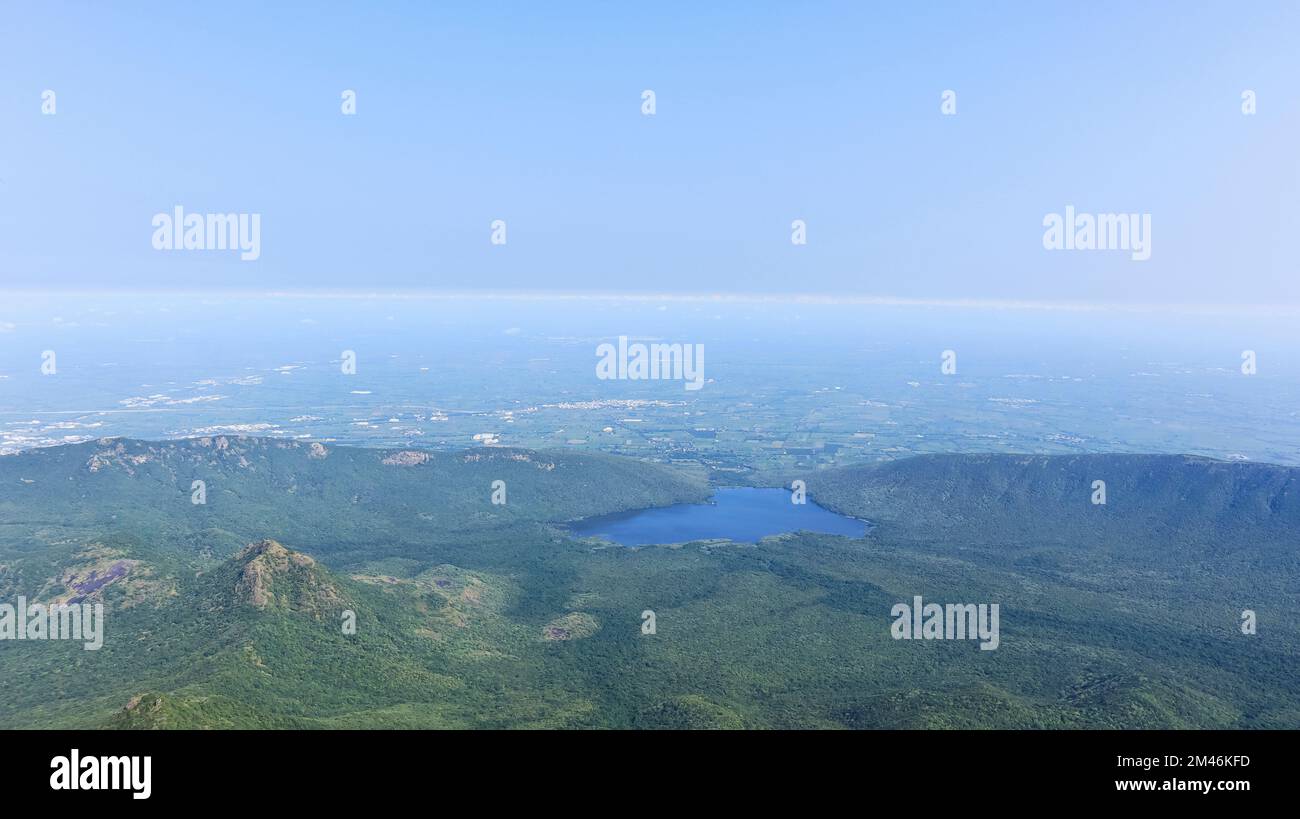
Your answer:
4,2 -> 1299,304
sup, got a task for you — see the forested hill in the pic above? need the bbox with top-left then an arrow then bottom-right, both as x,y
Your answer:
0,436 -> 711,572
0,436 -> 711,524
808,453 -> 1300,557
2,442 -> 1298,729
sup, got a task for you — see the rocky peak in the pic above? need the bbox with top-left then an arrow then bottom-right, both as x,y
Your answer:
231,539 -> 341,615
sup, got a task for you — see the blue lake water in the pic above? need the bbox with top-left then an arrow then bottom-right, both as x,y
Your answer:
569,487 -> 869,545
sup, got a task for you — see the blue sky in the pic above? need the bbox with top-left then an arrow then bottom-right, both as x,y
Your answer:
1,1 -> 1297,304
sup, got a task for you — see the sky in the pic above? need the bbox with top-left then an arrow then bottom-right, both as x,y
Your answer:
1,1 -> 1298,305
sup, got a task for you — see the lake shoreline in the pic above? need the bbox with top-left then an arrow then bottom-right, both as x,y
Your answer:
568,486 -> 872,546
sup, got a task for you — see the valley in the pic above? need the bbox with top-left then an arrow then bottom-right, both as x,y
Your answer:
1,437 -> 1296,729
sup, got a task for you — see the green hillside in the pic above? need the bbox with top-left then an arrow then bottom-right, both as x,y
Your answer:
1,440 -> 1297,728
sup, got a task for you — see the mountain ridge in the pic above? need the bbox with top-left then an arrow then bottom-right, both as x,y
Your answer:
807,452 -> 1300,554
2,440 -> 1298,729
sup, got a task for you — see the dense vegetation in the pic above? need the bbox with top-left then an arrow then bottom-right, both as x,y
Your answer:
1,439 -> 1296,728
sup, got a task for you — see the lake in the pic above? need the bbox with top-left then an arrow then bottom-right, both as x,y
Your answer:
569,487 -> 869,545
